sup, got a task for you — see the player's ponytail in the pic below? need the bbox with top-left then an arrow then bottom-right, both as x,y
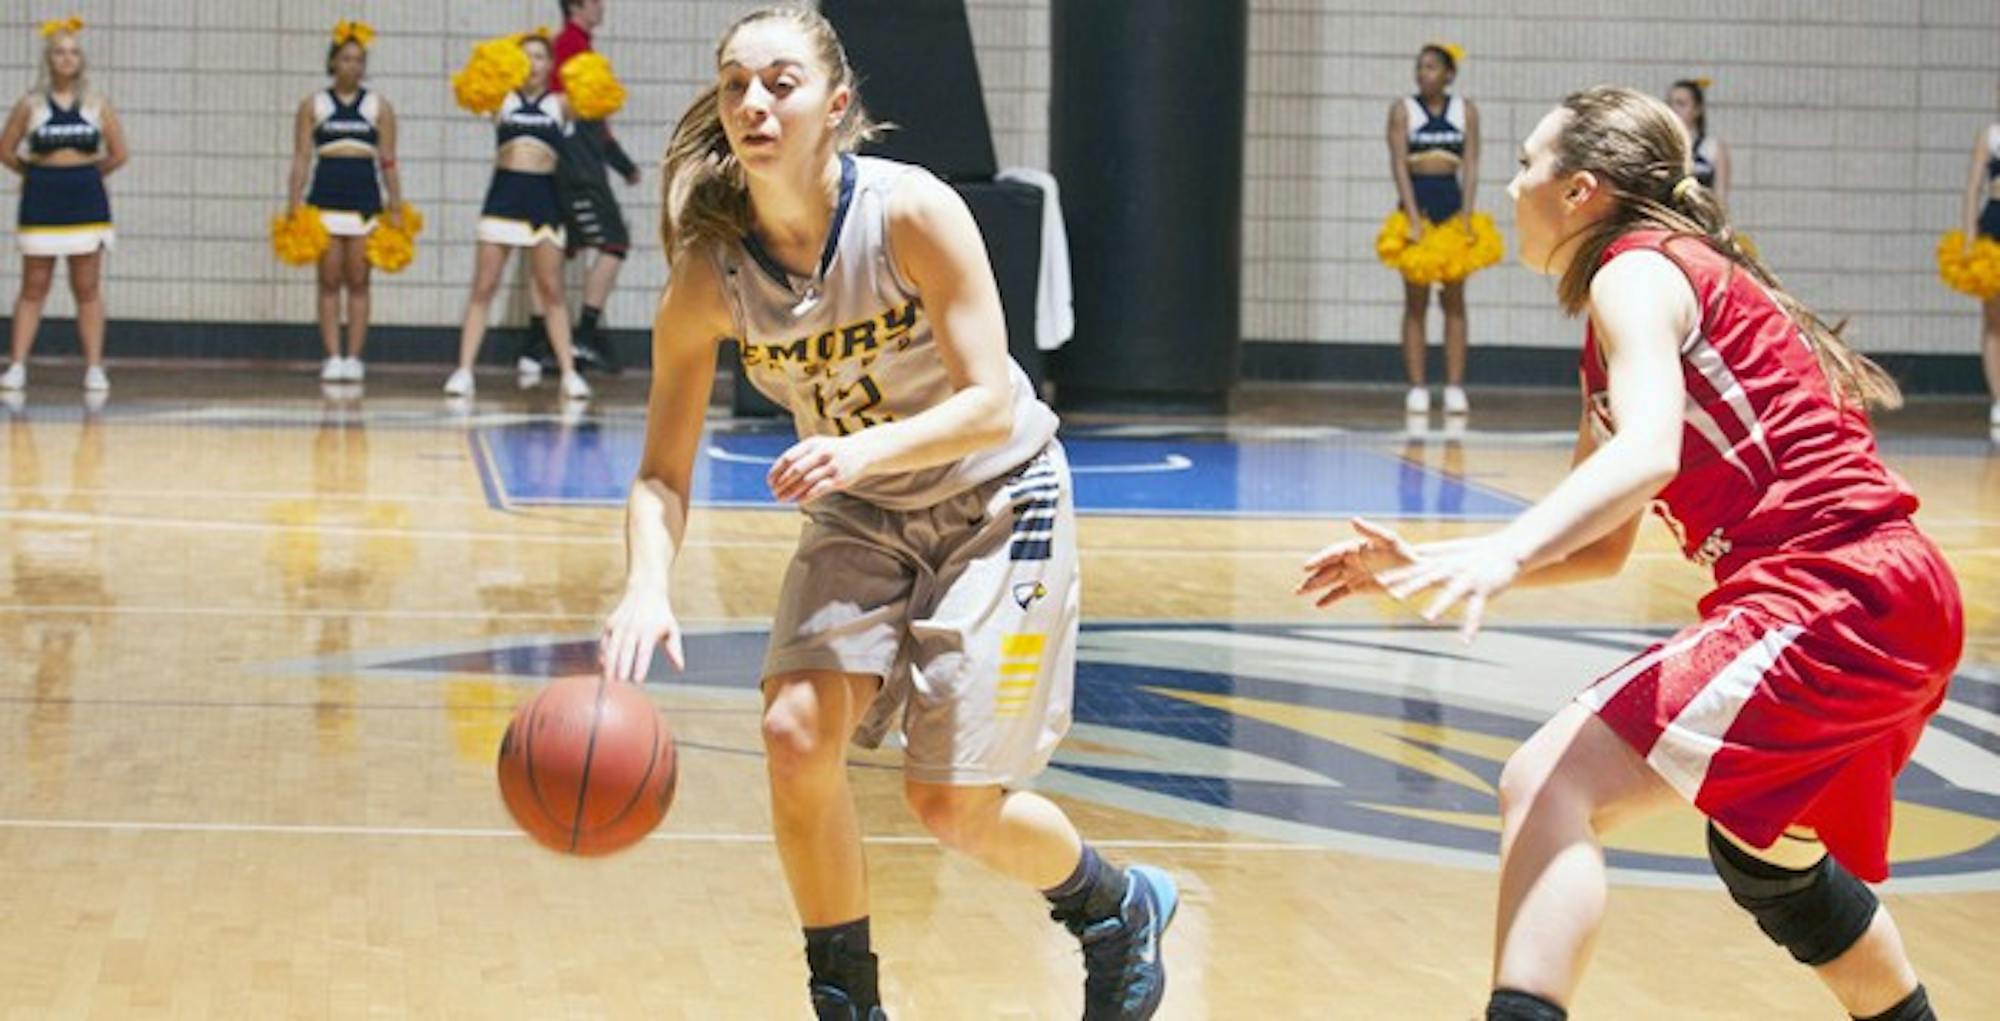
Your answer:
1552,86 -> 1900,410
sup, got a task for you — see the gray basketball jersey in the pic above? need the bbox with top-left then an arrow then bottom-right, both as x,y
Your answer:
717,155 -> 1058,511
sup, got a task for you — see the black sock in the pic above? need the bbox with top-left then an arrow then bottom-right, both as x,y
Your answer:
1855,985 -> 1934,1021
579,305 -> 602,337
804,917 -> 879,1005
1044,844 -> 1129,927
1487,988 -> 1567,1021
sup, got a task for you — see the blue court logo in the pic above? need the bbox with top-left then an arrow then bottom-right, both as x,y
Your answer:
352,622 -> 2000,890
1049,624 -> 2000,889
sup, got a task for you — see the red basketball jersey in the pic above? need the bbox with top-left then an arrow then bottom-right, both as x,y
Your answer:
1580,231 -> 1917,580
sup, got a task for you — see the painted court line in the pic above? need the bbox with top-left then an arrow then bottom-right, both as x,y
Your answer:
0,817 -> 1324,852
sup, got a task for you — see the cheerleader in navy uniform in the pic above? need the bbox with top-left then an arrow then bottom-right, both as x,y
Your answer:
1958,109 -> 2000,427
1386,43 -> 1481,416
1667,79 -> 1730,206
286,21 -> 403,384
0,18 -> 127,393
444,31 -> 589,400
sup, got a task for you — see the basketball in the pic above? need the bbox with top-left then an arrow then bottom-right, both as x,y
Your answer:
496,674 -> 678,856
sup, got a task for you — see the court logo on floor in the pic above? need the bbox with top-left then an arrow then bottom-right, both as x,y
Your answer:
1048,624 -> 2000,889
348,622 -> 2000,889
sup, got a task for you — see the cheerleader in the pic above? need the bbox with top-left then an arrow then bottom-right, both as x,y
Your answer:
1667,78 -> 1730,206
1386,43 -> 1481,416
444,31 -> 589,400
286,21 -> 403,384
1958,112 -> 2000,427
0,18 -> 126,393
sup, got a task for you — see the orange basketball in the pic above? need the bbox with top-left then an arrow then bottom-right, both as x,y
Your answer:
496,675 -> 678,856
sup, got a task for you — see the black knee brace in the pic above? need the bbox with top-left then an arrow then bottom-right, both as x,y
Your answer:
1706,822 -> 1878,966
1857,984 -> 1935,1021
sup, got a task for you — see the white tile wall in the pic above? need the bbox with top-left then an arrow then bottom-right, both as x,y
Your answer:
0,1 -> 1991,359
1240,0 -> 2000,357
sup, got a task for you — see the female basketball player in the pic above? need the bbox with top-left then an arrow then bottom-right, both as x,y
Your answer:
1667,79 -> 1730,206
0,18 -> 126,393
443,32 -> 588,400
1301,87 -> 1957,1021
1958,102 -> 2000,427
1386,43 -> 1481,416
286,22 -> 403,383
597,7 -> 1173,1018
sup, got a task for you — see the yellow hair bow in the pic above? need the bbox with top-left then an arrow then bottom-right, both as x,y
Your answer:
1694,76 -> 1714,91
520,26 -> 553,42
38,15 -> 83,39
1434,41 -> 1465,65
332,20 -> 376,48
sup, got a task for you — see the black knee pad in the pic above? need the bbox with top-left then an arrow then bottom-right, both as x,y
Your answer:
1706,822 -> 1878,966
1857,984 -> 1934,1021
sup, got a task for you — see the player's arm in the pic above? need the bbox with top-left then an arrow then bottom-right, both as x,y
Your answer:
602,125 -> 639,183
1298,405 -> 1641,608
286,97 -> 314,210
766,172 -> 1016,502
376,98 -> 404,214
95,98 -> 127,176
870,173 -> 1015,468
1507,405 -> 1643,587
1963,127 -> 1989,245
0,97 -> 31,175
1386,100 -> 1421,225
602,254 -> 730,681
1460,98 -> 1480,218
1484,251 -> 1688,574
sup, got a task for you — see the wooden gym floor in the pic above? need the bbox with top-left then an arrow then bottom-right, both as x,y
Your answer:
1,367 -> 1995,1019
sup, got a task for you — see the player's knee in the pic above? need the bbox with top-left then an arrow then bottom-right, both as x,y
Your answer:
760,701 -> 840,788
1706,822 -> 1878,966
1496,742 -> 1556,830
902,782 -> 991,849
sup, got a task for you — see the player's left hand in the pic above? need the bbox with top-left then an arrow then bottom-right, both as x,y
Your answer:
1375,535 -> 1526,643
623,168 -> 641,187
768,434 -> 874,504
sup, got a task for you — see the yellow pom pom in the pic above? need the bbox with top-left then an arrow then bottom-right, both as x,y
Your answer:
561,52 -> 627,120
271,207 -> 331,266
1376,210 -> 1414,266
366,224 -> 415,273
363,203 -> 423,273
39,16 -> 83,40
1379,212 -> 1504,285
452,36 -> 532,116
332,20 -> 375,48
1938,231 -> 2000,301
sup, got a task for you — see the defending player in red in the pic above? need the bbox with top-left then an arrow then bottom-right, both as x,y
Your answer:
1299,87 -> 1960,1021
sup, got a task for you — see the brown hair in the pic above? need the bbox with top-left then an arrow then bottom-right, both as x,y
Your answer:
1551,86 -> 1900,409
326,39 -> 366,78
659,4 -> 882,262
1669,79 -> 1707,137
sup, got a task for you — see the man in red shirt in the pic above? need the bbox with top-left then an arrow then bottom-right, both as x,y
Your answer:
530,0 -> 637,374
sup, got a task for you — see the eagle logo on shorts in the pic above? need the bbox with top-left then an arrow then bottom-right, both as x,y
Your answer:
1012,582 -> 1048,609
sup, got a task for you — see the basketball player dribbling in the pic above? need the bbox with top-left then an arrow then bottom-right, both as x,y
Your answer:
598,7 -> 1174,1019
